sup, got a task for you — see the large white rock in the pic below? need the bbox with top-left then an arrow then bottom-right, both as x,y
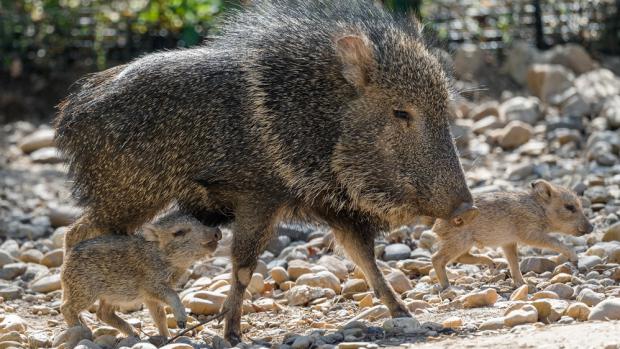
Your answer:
588,298 -> 620,321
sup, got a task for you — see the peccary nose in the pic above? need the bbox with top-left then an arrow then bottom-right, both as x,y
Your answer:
450,202 -> 479,226
210,228 -> 222,241
581,221 -> 594,235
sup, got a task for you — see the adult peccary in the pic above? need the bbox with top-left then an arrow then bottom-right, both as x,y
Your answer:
54,0 -> 478,343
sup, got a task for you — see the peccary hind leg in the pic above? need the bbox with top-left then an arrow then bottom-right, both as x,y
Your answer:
331,217 -> 411,318
222,202 -> 278,344
97,300 -> 138,337
60,294 -> 96,327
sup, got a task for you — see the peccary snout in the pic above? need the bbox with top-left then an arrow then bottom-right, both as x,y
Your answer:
450,202 -> 479,226
579,221 -> 594,235
209,228 -> 223,241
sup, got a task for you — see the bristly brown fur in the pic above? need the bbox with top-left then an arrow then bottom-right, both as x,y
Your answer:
54,0 -> 475,343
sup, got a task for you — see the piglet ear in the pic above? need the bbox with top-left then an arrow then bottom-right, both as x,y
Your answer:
531,180 -> 553,201
141,224 -> 160,242
335,35 -> 374,90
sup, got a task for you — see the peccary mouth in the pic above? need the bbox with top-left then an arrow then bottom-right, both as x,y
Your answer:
202,241 -> 219,250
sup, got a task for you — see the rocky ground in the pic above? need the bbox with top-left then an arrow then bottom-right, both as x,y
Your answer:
1,42 -> 620,349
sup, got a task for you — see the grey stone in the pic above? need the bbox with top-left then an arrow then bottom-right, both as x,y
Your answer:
544,283 -> 574,299
291,336 -> 314,349
277,223 -> 314,241
383,317 -> 422,335
527,64 -> 574,103
49,205 -> 81,228
520,257 -> 556,274
498,121 -> 533,149
576,288 -> 605,307
0,285 -> 23,300
578,255 -> 604,271
75,339 -> 102,349
0,240 -> 20,258
30,147 -> 63,164
575,69 -> 620,114
589,298 -> 620,321
321,332 -> 344,345
0,262 -> 27,280
0,250 -> 16,268
267,235 -> 291,256
18,128 -> 55,153
383,243 -> 412,261
507,163 -> 535,180
132,343 -> 159,349
500,96 -> 542,124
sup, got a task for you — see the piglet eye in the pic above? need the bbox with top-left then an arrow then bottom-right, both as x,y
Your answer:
393,110 -> 410,120
173,229 -> 187,237
565,204 -> 576,213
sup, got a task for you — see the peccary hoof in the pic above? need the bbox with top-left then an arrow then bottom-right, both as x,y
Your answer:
148,335 -> 168,347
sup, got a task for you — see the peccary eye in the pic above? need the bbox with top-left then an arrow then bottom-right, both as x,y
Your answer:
173,229 -> 187,237
393,110 -> 410,120
565,204 -> 576,213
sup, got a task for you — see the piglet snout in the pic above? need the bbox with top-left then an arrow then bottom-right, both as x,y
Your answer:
579,221 -> 594,235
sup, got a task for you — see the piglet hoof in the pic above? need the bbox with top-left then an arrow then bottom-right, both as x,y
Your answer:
225,332 -> 242,346
431,283 -> 447,294
177,320 -> 187,329
440,286 -> 464,300
392,311 -> 413,319
390,303 -> 414,318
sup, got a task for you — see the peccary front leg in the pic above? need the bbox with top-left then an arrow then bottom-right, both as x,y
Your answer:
332,219 -> 411,318
222,203 -> 278,344
145,301 -> 170,337
145,287 -> 187,329
456,252 -> 495,267
520,234 -> 578,262
501,243 -> 526,287
431,236 -> 474,289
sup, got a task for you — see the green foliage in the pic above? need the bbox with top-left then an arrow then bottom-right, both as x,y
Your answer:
1,0 -> 234,72
383,0 -> 422,16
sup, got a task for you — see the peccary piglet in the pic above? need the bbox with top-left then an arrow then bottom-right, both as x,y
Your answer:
431,180 -> 593,289
60,211 -> 222,338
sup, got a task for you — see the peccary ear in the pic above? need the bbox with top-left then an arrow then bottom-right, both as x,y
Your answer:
531,180 -> 554,201
142,224 -> 161,242
335,35 -> 374,89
